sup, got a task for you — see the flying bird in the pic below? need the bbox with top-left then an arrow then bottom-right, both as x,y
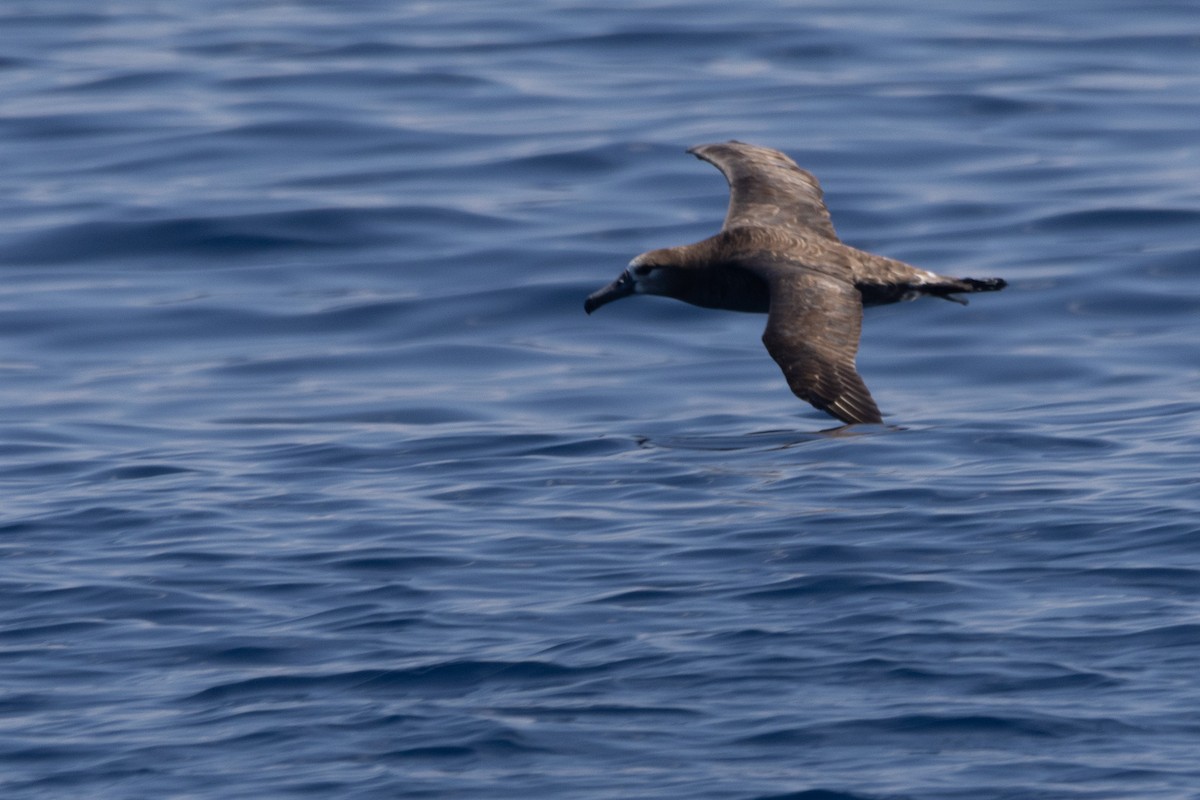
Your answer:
584,141 -> 1006,425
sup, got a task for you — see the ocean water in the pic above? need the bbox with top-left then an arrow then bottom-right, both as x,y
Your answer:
2,2 -> 1199,798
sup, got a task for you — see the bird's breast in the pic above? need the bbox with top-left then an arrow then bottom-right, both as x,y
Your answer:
682,265 -> 771,313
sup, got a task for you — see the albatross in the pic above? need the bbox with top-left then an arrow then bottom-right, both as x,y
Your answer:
584,140 -> 1006,425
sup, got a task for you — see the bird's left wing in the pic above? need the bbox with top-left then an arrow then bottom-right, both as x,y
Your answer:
751,263 -> 882,425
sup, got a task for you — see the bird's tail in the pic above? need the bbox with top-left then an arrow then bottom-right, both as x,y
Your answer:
960,277 -> 1007,292
927,276 -> 1007,305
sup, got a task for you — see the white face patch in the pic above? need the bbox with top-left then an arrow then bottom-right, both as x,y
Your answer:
626,255 -> 664,295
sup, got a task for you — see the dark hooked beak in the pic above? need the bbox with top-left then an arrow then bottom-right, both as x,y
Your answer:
584,272 -> 634,314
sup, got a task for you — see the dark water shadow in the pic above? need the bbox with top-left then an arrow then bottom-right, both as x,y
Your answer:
635,422 -> 901,452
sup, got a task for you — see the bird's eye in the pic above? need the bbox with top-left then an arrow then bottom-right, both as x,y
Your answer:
633,263 -> 654,276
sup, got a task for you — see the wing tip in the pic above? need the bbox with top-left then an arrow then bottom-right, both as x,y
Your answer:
687,139 -> 749,157
823,393 -> 884,426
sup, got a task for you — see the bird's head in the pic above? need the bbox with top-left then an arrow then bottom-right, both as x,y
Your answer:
584,250 -> 676,314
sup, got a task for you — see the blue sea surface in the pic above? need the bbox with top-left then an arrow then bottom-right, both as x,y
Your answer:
2,2 -> 1200,798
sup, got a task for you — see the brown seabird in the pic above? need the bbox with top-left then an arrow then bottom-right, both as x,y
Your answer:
584,141 -> 1006,425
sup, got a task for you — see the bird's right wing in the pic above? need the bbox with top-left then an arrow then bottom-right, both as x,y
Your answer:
688,141 -> 841,242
